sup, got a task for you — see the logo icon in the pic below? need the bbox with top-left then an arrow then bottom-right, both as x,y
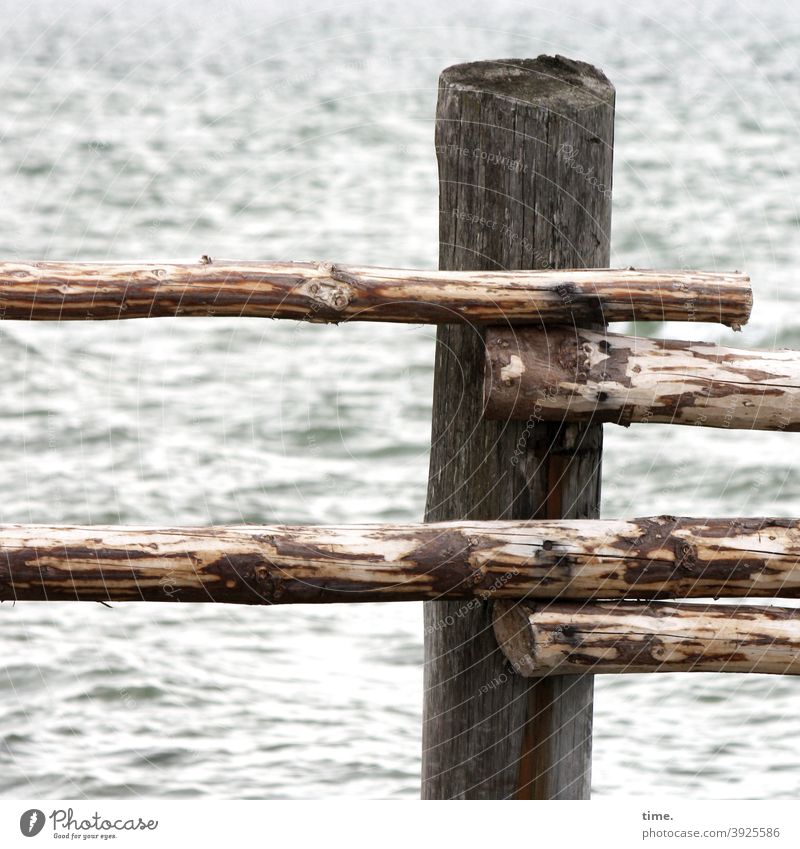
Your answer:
19,809 -> 45,837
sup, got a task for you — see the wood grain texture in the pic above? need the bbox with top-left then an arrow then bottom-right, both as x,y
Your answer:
0,261 -> 749,326
4,517 -> 800,604
485,327 -> 800,430
495,601 -> 800,676
423,54 -> 615,800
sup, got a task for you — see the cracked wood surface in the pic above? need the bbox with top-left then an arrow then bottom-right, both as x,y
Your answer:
495,601 -> 800,676
484,327 -> 800,430
422,54 -> 618,800
1,517 -> 799,603
0,261 -> 750,326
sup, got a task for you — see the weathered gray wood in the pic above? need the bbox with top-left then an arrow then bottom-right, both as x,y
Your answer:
495,601 -> 800,676
485,327 -> 799,430
423,55 -> 615,800
4,517 -> 800,604
0,262 -> 749,325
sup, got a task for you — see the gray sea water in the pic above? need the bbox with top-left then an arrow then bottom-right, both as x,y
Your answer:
1,0 -> 799,799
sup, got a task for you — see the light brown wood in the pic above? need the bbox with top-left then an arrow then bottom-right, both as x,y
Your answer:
485,327 -> 800,430
495,601 -> 800,676
2,517 -> 799,604
0,261 -> 750,327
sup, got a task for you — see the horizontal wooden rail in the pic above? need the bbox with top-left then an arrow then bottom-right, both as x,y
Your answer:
485,327 -> 799,430
0,262 -> 751,327
1,517 -> 799,603
494,601 -> 800,676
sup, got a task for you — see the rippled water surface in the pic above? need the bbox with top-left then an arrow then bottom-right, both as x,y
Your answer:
1,0 -> 800,799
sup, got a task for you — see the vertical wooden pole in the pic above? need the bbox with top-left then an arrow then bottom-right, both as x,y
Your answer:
422,56 -> 615,799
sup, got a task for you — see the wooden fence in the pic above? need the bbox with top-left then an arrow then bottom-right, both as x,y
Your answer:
2,55 -> 794,801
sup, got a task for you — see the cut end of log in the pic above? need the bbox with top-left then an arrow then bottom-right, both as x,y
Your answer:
440,55 -> 614,110
733,275 -> 754,330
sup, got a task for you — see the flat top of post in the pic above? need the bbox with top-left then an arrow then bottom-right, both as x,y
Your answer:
440,55 -> 614,109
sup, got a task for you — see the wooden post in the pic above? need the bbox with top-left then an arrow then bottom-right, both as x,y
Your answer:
423,56 -> 615,799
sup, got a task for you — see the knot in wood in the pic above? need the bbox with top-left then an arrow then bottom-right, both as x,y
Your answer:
558,337 -> 590,382
310,262 -> 355,312
254,562 -> 285,600
470,569 -> 486,586
674,541 -> 698,574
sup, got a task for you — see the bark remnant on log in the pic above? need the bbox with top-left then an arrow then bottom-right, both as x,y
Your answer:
495,601 -> 800,676
484,327 -> 800,430
0,262 -> 750,327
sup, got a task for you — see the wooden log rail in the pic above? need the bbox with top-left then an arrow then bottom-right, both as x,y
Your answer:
494,601 -> 800,676
0,262 -> 751,327
2,516 -> 800,604
484,327 -> 800,431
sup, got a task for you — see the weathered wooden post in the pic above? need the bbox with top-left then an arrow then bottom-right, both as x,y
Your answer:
423,56 -> 615,799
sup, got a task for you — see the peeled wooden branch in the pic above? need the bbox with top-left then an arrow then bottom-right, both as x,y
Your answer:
484,327 -> 799,430
0,262 -> 751,327
494,601 -> 800,676
2,517 -> 800,604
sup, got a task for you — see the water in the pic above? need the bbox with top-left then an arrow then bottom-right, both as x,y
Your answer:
0,0 -> 799,799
